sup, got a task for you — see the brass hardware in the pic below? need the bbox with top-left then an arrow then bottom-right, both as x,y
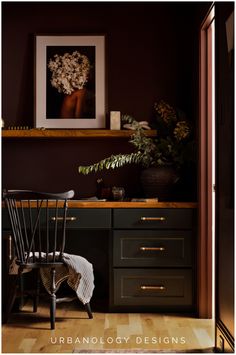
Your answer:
140,285 -> 165,291
140,246 -> 165,251
140,217 -> 166,221
51,217 -> 77,221
9,235 -> 13,260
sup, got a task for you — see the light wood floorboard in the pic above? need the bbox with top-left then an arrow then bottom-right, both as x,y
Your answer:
2,301 -> 214,353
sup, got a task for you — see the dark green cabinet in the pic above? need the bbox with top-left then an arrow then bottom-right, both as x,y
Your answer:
2,206 -> 196,317
112,208 -> 196,311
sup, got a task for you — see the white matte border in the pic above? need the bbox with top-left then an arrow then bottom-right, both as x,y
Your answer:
35,35 -> 105,128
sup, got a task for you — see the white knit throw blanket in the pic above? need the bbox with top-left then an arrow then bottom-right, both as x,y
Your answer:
40,253 -> 94,304
9,252 -> 95,305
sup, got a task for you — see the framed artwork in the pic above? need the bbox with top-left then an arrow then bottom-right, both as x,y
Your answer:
35,35 -> 106,128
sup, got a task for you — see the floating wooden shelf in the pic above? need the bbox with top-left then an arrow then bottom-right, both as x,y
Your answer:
2,129 -> 157,139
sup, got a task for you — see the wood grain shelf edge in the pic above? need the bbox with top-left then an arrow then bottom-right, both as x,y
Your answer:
2,129 -> 157,138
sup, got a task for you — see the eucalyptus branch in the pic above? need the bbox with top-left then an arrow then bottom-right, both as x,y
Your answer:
78,151 -> 143,175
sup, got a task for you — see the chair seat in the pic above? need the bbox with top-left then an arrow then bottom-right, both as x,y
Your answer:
18,262 -> 65,269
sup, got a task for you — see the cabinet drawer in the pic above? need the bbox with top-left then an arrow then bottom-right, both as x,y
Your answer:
113,209 -> 193,229
113,268 -> 192,307
2,208 -> 111,230
113,230 -> 192,267
66,209 -> 111,229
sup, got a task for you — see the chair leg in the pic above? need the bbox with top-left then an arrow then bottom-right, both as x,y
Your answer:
50,268 -> 56,330
85,302 -> 93,319
18,268 -> 25,310
33,269 -> 40,312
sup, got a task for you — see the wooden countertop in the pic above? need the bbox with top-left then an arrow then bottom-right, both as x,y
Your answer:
67,201 -> 197,208
2,200 -> 197,208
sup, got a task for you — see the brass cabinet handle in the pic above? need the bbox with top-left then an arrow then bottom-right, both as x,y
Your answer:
140,246 -> 165,251
9,235 -> 13,260
51,217 -> 77,221
140,285 -> 165,291
140,217 -> 166,221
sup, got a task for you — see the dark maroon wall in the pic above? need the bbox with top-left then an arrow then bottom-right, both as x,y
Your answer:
2,2 -> 210,198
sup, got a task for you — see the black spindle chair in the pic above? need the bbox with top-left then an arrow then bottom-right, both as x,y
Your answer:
3,189 -> 93,329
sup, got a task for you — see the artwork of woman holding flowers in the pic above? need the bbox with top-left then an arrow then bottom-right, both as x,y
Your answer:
47,47 -> 95,119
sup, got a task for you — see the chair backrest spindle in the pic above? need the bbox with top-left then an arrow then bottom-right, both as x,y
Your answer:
60,199 -> 68,259
20,200 -> 29,250
37,200 -> 42,262
53,200 -> 59,262
46,199 -> 49,263
14,200 -> 26,263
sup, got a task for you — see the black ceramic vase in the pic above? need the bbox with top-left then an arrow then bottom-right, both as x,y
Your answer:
140,166 -> 179,201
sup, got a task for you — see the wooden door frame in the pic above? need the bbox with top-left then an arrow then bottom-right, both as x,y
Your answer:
198,4 -> 215,319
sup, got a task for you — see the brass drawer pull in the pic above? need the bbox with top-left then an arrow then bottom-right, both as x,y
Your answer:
140,217 -> 166,221
140,246 -> 165,251
9,235 -> 13,260
51,217 -> 77,222
141,285 -> 165,291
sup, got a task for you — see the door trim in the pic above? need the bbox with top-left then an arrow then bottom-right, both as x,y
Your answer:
198,4 -> 215,318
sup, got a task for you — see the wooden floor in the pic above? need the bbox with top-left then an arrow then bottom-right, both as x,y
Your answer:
2,301 -> 214,353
